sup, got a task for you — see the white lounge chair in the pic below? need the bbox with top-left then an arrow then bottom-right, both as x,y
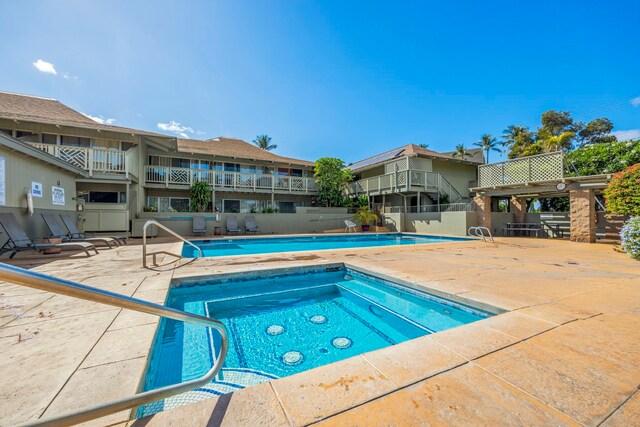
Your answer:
192,216 -> 207,236
344,220 -> 358,233
226,216 -> 241,235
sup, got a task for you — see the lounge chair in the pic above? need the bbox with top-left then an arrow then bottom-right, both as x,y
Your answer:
0,212 -> 97,258
42,213 -> 117,248
245,216 -> 260,234
60,214 -> 127,245
344,220 -> 358,233
192,216 -> 207,236
226,216 -> 241,235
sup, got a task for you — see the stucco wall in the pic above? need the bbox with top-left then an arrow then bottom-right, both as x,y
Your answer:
404,211 -> 477,235
0,146 -> 77,241
431,159 -> 478,198
135,210 -> 353,236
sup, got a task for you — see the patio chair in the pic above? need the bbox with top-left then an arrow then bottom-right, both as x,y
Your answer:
0,212 -> 97,259
192,216 -> 207,236
60,214 -> 127,245
226,216 -> 241,235
345,220 -> 358,233
245,216 -> 260,234
42,213 -> 117,248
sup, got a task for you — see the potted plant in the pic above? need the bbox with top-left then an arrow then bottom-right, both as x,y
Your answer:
353,207 -> 378,232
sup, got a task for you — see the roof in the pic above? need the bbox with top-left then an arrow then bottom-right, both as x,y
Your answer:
0,91 -> 173,139
0,131 -> 87,177
347,144 -> 484,172
176,137 -> 315,167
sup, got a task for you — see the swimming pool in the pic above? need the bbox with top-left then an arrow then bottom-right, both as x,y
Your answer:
182,233 -> 471,258
139,264 -> 490,416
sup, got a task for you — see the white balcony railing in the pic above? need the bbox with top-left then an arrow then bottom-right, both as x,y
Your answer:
144,166 -> 317,194
29,143 -> 129,176
349,170 -> 464,203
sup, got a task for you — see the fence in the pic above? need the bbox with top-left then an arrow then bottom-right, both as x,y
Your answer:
478,151 -> 564,187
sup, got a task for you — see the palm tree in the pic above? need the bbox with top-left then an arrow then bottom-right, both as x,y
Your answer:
253,135 -> 277,151
543,131 -> 574,152
501,125 -> 528,153
474,134 -> 500,163
451,144 -> 471,159
418,143 -> 429,149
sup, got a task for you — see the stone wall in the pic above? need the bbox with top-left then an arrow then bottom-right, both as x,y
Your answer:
569,189 -> 596,243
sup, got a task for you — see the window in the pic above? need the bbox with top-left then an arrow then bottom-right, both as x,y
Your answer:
0,129 -> 12,136
224,163 -> 240,172
61,135 -> 91,147
223,200 -> 240,213
16,131 -> 38,142
171,158 -> 190,168
146,196 -> 190,212
121,141 -> 134,151
42,133 -> 57,145
87,191 -> 126,204
290,169 -> 303,177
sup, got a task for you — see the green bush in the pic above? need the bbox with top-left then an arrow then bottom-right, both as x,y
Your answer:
189,180 -> 211,212
566,139 -> 640,176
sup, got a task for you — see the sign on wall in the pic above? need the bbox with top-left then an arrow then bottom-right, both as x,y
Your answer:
0,156 -> 5,206
31,181 -> 43,198
52,186 -> 65,206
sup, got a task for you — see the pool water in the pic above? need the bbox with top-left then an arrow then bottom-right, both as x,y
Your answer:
182,233 -> 471,258
139,265 -> 489,416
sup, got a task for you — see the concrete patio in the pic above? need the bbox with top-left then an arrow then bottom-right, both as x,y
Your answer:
0,236 -> 638,426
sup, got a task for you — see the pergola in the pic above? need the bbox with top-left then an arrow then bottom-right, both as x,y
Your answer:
470,152 -> 611,243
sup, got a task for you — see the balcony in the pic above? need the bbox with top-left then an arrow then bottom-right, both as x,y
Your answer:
29,143 -> 135,178
349,170 -> 464,203
144,166 -> 317,195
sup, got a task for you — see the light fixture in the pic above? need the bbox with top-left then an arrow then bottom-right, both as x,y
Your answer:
580,183 -> 608,187
514,194 -> 539,198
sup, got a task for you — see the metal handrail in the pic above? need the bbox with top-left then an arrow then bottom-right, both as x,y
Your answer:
0,262 -> 228,427
468,226 -> 494,243
143,219 -> 203,267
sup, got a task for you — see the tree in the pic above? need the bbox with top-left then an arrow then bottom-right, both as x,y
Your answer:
578,118 -> 617,146
189,180 -> 211,212
253,135 -> 277,151
451,144 -> 471,159
418,143 -> 429,149
314,157 -> 354,207
503,125 -> 536,159
543,131 -> 575,152
474,134 -> 500,163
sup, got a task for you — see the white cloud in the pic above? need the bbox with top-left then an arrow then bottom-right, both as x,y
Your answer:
611,129 -> 640,141
631,97 -> 640,107
82,113 -> 116,125
62,72 -> 80,82
33,59 -> 57,75
157,120 -> 198,138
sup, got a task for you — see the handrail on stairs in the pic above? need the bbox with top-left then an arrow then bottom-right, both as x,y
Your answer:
0,262 -> 228,427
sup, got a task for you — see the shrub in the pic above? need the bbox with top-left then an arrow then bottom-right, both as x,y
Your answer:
189,180 -> 211,212
620,217 -> 640,260
566,139 -> 640,176
604,163 -> 640,216
314,157 -> 354,207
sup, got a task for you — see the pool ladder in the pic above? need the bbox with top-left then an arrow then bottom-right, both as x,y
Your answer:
143,220 -> 203,267
468,226 -> 494,243
0,263 -> 228,427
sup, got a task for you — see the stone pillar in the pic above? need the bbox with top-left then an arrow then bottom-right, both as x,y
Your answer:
510,196 -> 527,223
474,195 -> 492,230
569,189 -> 596,243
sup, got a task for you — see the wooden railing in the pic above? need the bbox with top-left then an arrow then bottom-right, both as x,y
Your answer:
29,143 -> 129,176
144,166 -> 317,194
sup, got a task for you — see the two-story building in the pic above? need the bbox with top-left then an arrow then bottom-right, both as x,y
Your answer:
347,144 -> 484,213
0,91 -> 317,232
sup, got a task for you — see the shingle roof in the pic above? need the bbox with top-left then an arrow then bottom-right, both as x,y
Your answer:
347,144 -> 484,172
0,91 -> 173,138
177,137 -> 315,167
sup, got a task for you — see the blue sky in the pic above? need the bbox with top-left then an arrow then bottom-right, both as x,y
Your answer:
0,0 -> 638,163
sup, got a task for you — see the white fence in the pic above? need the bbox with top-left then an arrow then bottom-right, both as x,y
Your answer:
478,151 -> 564,187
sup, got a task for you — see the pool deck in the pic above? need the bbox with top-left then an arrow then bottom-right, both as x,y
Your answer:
0,236 -> 638,426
